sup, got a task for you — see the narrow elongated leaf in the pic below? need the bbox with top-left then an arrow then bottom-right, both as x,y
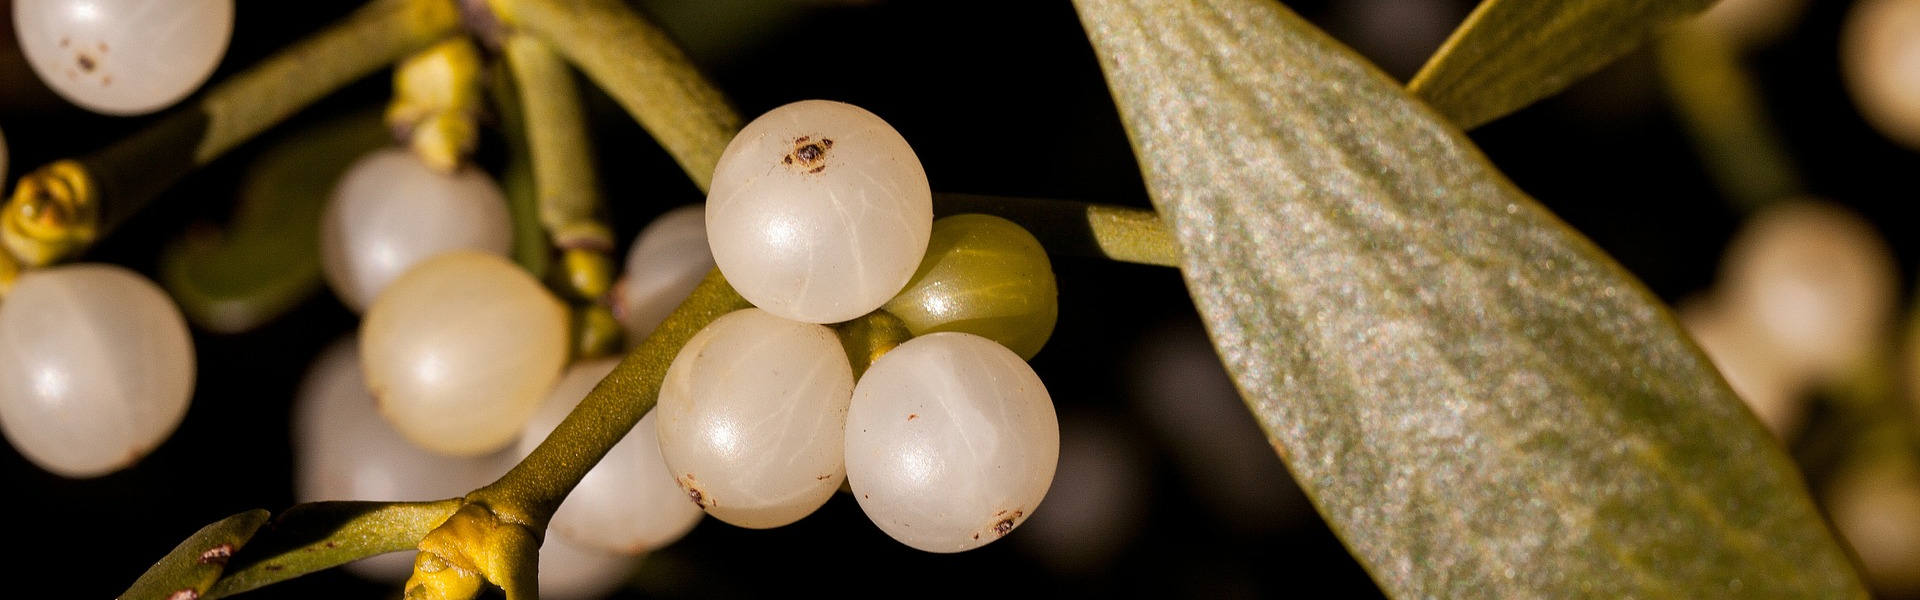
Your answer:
161,112 -> 386,333
1408,0 -> 1715,130
1072,0 -> 1865,596
119,510 -> 269,600
205,500 -> 461,598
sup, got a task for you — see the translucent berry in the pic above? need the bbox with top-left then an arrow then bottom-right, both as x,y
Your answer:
361,252 -> 567,456
0,264 -> 193,478
655,308 -> 854,528
705,100 -> 932,324
322,148 -> 513,312
845,332 -> 1058,552
883,214 -> 1058,359
13,0 -> 234,115
613,205 -> 714,341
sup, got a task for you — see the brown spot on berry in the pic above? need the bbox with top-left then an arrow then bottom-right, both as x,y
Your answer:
907,414 -> 917,421
993,509 -> 1024,537
324,541 -> 339,549
816,474 -> 830,480
167,590 -> 199,600
197,544 -> 234,565
76,54 -> 95,72
98,42 -> 108,52
59,37 -> 69,48
682,475 -> 710,507
784,136 -> 831,173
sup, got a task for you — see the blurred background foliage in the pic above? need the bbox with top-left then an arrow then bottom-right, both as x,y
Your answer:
3,0 -> 1917,597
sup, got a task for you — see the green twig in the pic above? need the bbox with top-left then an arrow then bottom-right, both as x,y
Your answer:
207,500 -> 463,598
493,0 -> 742,193
503,35 -> 606,252
487,60 -> 554,280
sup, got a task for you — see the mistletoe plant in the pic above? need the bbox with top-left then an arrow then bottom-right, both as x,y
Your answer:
0,0 -> 1871,598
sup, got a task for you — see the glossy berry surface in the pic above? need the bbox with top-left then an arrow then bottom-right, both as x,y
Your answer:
705,99 -> 932,324
883,214 -> 1058,359
845,332 -> 1058,552
13,0 -> 233,115
655,307 -> 854,528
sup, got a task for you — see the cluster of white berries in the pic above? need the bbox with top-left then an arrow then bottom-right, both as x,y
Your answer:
0,4 -> 1066,574
665,100 -> 1060,552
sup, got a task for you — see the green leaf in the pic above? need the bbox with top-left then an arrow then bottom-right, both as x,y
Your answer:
204,500 -> 461,598
1653,21 -> 1802,210
1072,0 -> 1865,596
1408,0 -> 1715,130
160,111 -> 387,333
119,509 -> 269,600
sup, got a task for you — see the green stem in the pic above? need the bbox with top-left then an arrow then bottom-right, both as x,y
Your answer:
502,35 -> 607,251
834,310 -> 914,379
466,269 -> 751,525
934,193 -> 1181,267
487,60 -> 553,280
494,0 -> 742,193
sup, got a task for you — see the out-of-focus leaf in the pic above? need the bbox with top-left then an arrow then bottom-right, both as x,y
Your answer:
119,510 -> 269,600
1408,0 -> 1715,130
160,112 -> 386,333
1072,0 -> 1866,597
1654,20 -> 1801,210
203,500 -> 461,598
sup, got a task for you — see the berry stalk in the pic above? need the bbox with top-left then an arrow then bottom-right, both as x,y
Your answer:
489,0 -> 742,193
501,32 -> 621,357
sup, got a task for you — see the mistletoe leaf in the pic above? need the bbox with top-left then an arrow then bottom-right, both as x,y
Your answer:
1072,0 -> 1865,596
1409,0 -> 1716,129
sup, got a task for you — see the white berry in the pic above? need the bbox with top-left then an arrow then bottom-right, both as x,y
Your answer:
1719,201 -> 1895,383
13,0 -> 233,115
655,308 -> 854,528
1844,0 -> 1920,149
0,264 -> 193,478
292,337 -> 513,581
361,251 -> 568,456
518,359 -> 704,554
322,148 -> 513,312
845,332 -> 1058,552
538,529 -> 637,600
705,100 -> 932,324
613,204 -> 714,342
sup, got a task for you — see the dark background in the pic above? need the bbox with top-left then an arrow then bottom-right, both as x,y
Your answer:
0,0 -> 1908,597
